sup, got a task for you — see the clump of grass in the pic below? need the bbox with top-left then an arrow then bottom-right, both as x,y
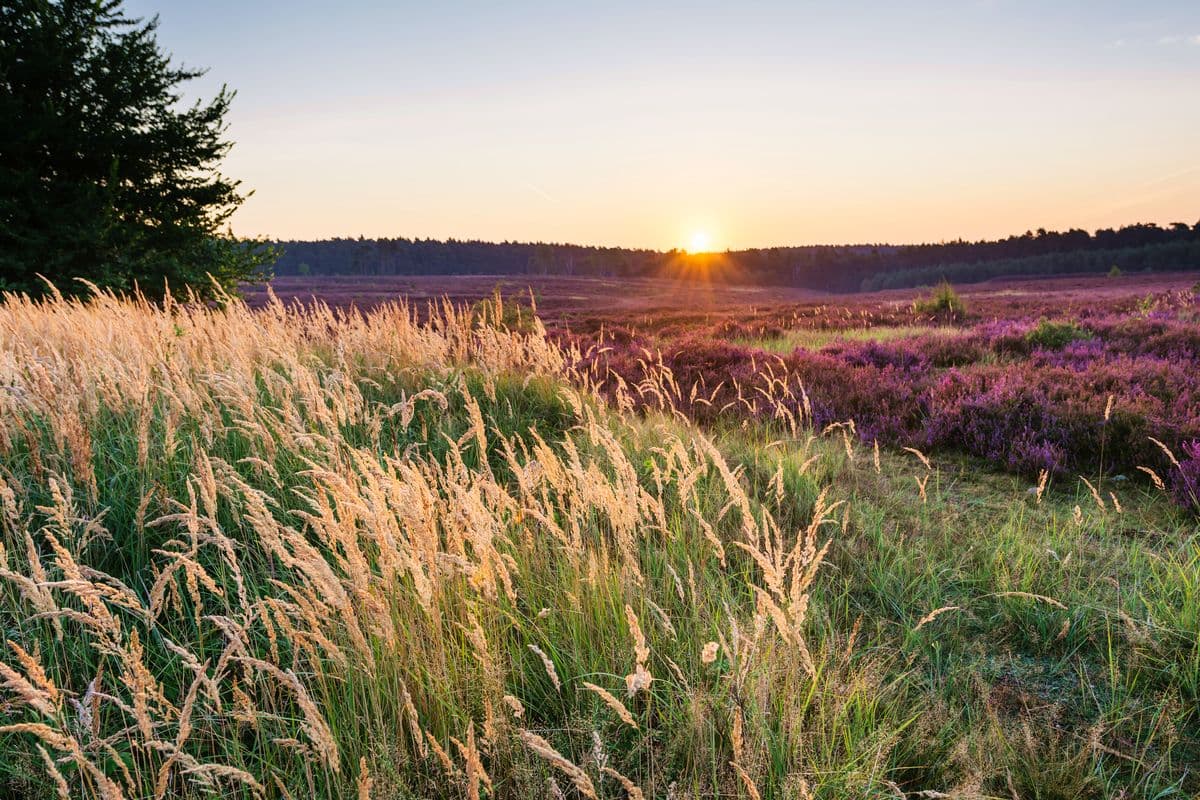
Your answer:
912,280 -> 965,316
471,286 -> 539,332
1024,317 -> 1089,349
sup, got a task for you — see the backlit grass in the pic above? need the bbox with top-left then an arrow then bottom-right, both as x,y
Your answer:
732,324 -> 961,353
0,289 -> 1195,799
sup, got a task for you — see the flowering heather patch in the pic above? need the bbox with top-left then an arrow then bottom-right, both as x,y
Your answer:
568,283 -> 1200,511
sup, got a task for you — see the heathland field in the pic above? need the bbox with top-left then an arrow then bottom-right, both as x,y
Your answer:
0,277 -> 1198,799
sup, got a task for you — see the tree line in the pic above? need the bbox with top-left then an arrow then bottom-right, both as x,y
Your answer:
275,222 -> 1200,292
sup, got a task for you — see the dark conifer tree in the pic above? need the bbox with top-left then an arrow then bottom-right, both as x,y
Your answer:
0,0 -> 272,298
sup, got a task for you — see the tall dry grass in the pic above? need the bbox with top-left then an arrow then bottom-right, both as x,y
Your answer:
0,288 -> 842,798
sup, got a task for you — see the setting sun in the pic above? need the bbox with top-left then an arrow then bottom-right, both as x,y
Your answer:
687,231 -> 713,254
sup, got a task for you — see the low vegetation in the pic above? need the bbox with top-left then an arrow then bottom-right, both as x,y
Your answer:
731,324 -> 959,354
0,287 -> 1196,798
1023,318 -> 1090,350
911,281 -> 966,317
572,283 -> 1200,503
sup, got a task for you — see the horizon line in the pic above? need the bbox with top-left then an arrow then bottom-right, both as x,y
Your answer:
261,217 -> 1200,253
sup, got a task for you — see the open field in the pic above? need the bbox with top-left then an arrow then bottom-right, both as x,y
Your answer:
246,270 -> 1200,318
0,280 -> 1197,799
254,270 -> 1200,505
244,275 -> 830,316
541,271 -> 1200,507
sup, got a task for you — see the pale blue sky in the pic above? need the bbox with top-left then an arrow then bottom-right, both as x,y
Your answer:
126,1 -> 1200,248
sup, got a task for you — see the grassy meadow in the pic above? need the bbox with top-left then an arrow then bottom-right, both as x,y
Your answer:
731,324 -> 961,353
0,287 -> 1197,799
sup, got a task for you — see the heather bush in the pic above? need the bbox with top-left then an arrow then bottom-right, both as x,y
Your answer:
827,332 -> 985,369
791,359 -> 925,441
1172,440 -> 1200,512
921,370 -> 1075,473
1088,315 -> 1200,360
982,318 -> 1041,356
827,339 -> 931,371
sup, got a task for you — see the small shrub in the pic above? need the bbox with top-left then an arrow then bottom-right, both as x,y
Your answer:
1024,318 -> 1088,350
1108,264 -> 1121,277
913,281 -> 965,316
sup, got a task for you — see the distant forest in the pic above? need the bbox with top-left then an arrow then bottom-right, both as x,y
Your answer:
272,221 -> 1200,292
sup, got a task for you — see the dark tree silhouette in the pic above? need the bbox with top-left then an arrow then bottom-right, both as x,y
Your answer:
0,0 -> 272,298
269,221 -> 1200,292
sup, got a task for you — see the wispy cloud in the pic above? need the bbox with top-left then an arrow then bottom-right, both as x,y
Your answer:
1157,34 -> 1200,46
525,184 -> 558,204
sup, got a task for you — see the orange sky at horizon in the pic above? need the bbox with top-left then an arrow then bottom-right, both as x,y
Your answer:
130,1 -> 1200,251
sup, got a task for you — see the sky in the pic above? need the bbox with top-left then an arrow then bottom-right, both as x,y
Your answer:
126,0 -> 1200,250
